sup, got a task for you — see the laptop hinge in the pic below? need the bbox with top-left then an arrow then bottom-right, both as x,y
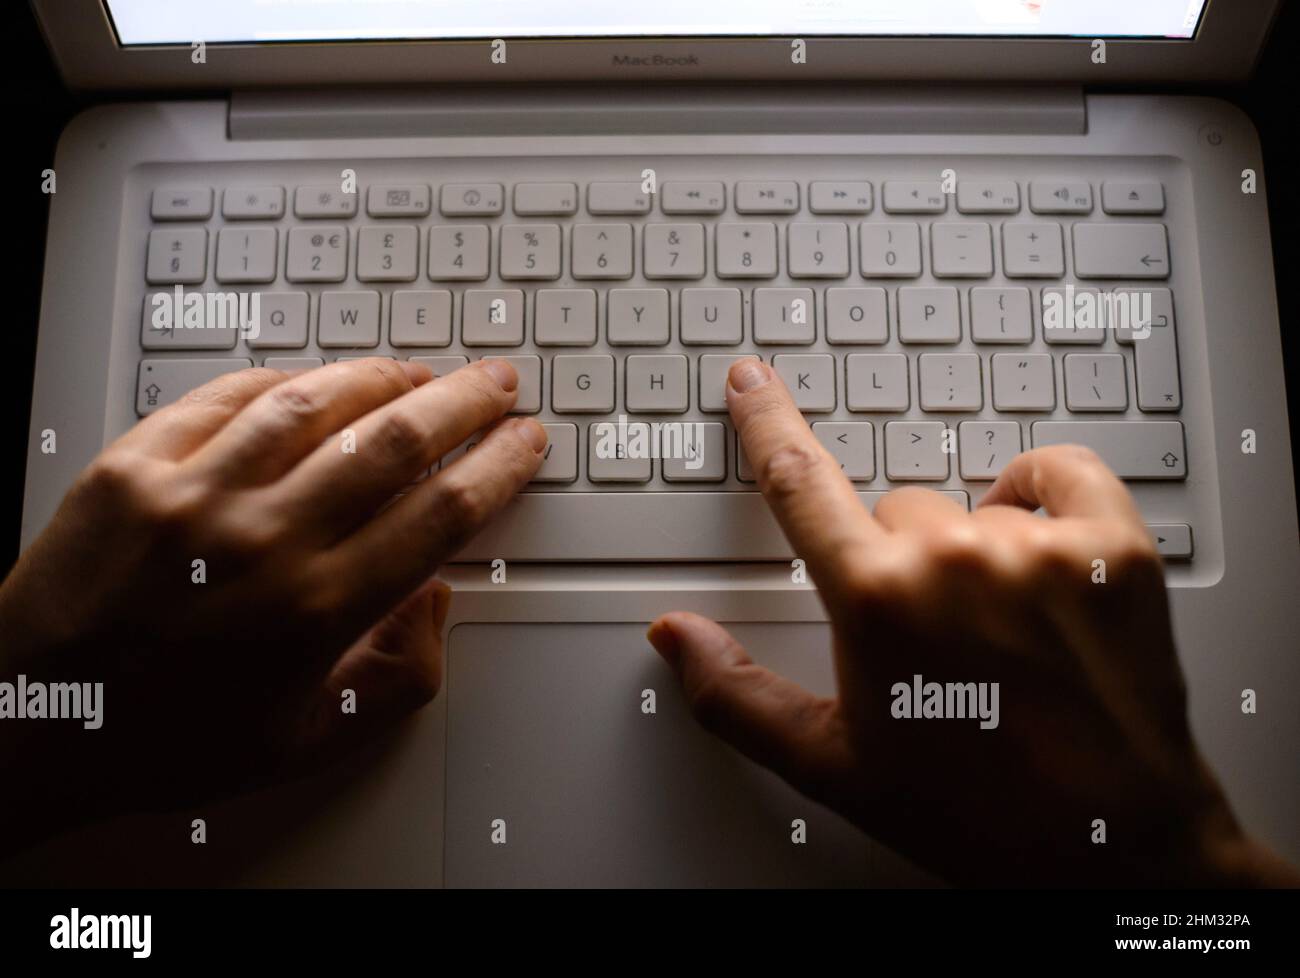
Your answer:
228,84 -> 1086,140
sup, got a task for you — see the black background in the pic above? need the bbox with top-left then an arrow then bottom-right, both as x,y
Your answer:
2,5 -> 1298,574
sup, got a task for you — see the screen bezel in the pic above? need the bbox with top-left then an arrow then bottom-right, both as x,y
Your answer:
35,0 -> 1277,90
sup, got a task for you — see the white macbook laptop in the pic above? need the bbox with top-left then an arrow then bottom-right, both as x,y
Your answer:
11,0 -> 1298,885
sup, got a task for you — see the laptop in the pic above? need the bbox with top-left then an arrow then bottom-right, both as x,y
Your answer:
13,0 -> 1297,886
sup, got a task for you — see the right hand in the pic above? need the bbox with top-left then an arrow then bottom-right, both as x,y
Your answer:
649,359 -> 1296,887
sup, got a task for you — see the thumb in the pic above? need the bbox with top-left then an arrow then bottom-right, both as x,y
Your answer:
648,611 -> 854,804
294,579 -> 451,765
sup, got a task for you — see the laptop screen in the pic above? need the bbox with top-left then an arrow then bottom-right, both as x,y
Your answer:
106,0 -> 1209,46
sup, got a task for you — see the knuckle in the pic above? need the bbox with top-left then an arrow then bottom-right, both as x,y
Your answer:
759,444 -> 826,500
77,451 -> 144,506
1107,527 -> 1162,575
841,548 -> 923,618
363,358 -> 414,398
437,476 -> 491,531
919,522 -> 989,573
368,409 -> 428,467
265,380 -> 325,426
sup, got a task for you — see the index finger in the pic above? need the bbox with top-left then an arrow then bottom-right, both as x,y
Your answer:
726,359 -> 883,593
979,444 -> 1145,527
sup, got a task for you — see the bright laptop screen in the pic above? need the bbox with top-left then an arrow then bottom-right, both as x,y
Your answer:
106,0 -> 1209,46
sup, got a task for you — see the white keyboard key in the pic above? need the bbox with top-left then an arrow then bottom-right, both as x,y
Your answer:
897,287 -> 961,343
462,290 -> 524,346
286,226 -> 347,282
1102,182 -> 1165,215
809,181 -> 872,214
661,181 -> 725,214
955,180 -> 1019,214
366,185 -> 431,217
885,421 -> 950,480
440,183 -> 504,216
140,291 -> 238,350
500,224 -> 562,280
753,288 -> 815,344
970,287 -> 1033,343
535,289 -> 598,346
699,354 -> 759,412
409,355 -> 469,378
357,225 -> 419,282
1002,223 -> 1064,278
151,187 -> 212,221
1115,288 -> 1180,411
1041,286 -> 1107,344
826,288 -> 888,344
215,227 -> 277,284
1147,523 -> 1193,560
991,354 -> 1056,411
137,358 -> 251,416
1031,421 -> 1186,479
882,181 -> 946,214
481,355 -> 542,413
1073,224 -> 1170,279
1065,353 -> 1128,411
264,357 -> 323,371
859,223 -> 922,277
846,354 -> 909,411
663,422 -> 727,483
788,223 -> 850,278
812,422 -> 875,481
773,354 -> 836,412
512,183 -> 578,216
222,186 -> 284,220
531,423 -> 579,483
1029,180 -> 1092,214
608,289 -> 670,345
716,223 -> 778,278
572,224 -> 633,279
735,181 -> 799,214
318,291 -> 380,347
247,291 -> 309,349
146,228 -> 207,284
919,354 -> 983,412
680,288 -> 743,345
586,182 -> 651,215
390,290 -> 452,347
428,225 -> 489,281
958,421 -> 1022,481
931,223 -> 994,278
294,186 -> 357,218
588,422 -> 653,482
644,223 -> 705,279
626,355 -> 688,412
553,355 -> 615,412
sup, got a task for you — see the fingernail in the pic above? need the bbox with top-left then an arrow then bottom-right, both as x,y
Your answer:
514,418 -> 548,453
729,359 -> 770,394
481,359 -> 518,392
646,619 -> 681,666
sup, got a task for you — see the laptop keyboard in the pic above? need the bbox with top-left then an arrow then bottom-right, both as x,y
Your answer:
135,173 -> 1193,560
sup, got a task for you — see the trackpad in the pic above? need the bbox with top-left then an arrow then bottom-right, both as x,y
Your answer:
445,622 -> 922,886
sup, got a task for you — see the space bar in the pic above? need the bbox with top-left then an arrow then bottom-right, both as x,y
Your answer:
454,490 -> 968,562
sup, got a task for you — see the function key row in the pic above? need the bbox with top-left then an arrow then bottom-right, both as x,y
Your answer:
151,180 -> 1166,222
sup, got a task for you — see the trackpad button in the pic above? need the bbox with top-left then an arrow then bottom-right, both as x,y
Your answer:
445,622 -> 920,886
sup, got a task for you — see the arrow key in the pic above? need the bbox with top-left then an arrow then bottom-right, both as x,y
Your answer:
1145,523 -> 1193,560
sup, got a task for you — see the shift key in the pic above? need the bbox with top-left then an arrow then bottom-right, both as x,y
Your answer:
1031,420 -> 1186,479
